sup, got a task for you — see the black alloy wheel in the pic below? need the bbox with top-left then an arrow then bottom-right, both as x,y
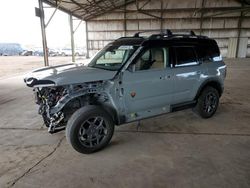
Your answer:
66,106 -> 114,154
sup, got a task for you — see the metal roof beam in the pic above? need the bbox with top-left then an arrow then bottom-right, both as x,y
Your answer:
45,0 -> 62,28
84,0 -> 135,20
42,0 -> 250,21
42,0 -> 83,20
70,0 -> 91,14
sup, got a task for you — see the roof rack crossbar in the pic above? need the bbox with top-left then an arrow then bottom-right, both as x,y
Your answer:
133,30 -> 198,39
133,29 -> 173,38
119,30 -> 206,42
147,30 -> 208,40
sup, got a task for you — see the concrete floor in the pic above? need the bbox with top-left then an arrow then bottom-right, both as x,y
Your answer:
0,57 -> 250,188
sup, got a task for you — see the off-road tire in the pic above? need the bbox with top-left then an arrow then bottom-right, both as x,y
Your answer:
66,105 -> 114,154
194,86 -> 219,118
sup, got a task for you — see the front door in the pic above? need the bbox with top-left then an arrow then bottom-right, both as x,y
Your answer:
121,47 -> 174,115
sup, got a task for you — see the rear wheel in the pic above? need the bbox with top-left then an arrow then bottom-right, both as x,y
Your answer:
194,86 -> 219,118
66,105 -> 114,154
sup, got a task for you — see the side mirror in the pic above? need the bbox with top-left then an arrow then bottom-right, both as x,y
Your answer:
128,64 -> 136,72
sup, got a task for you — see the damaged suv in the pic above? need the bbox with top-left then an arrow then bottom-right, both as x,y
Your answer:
24,30 -> 226,154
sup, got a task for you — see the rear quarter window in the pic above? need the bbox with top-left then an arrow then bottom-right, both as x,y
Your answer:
196,40 -> 220,62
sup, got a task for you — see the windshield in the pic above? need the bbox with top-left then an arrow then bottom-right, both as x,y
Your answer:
88,45 -> 139,71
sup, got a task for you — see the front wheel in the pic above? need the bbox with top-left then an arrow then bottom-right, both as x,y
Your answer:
194,86 -> 219,118
66,106 -> 114,154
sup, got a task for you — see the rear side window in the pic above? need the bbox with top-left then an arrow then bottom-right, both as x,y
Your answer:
196,41 -> 220,62
174,47 -> 198,67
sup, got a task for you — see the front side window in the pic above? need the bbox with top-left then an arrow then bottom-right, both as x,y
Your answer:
88,45 -> 139,71
134,47 -> 168,71
175,47 -> 198,67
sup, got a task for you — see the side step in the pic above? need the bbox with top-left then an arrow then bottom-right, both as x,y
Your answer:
170,101 -> 197,112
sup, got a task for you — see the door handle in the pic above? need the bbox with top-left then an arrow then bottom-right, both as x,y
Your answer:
119,88 -> 124,96
164,75 -> 171,79
160,75 -> 170,80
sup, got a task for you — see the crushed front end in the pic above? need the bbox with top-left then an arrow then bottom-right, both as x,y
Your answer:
26,80 -> 112,134
23,63 -> 117,134
34,86 -> 67,133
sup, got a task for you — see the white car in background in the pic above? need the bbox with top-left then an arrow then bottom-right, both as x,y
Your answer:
60,48 -> 85,56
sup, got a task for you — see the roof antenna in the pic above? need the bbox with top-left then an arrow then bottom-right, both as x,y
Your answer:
166,29 -> 173,36
134,32 -> 140,37
161,29 -> 172,36
190,30 -> 196,36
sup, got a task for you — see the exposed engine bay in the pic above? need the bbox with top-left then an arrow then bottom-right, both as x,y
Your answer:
35,81 -> 110,133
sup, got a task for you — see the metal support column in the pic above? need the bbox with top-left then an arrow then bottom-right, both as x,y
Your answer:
160,0 -> 163,30
85,21 -> 90,58
124,0 -> 127,37
38,0 -> 49,66
69,14 -> 75,62
199,0 -> 205,35
236,3 -> 244,57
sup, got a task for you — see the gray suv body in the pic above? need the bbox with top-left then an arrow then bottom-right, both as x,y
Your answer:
24,30 -> 227,154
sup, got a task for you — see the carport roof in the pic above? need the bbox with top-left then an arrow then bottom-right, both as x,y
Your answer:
42,0 -> 135,20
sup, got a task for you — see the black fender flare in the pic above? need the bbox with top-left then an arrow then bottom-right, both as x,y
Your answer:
195,79 -> 223,99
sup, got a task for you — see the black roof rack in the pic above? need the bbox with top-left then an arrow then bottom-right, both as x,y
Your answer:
114,30 -> 208,44
133,29 -> 173,38
147,30 -> 208,40
123,29 -> 205,40
149,30 -> 195,39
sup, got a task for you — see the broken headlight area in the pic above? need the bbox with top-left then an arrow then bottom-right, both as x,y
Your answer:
36,86 -> 66,106
34,82 -> 106,134
35,86 -> 67,133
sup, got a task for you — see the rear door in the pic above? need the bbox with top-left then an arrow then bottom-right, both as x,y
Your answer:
171,46 -> 205,104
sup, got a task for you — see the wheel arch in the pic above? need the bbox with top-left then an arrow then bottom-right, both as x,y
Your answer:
99,104 -> 120,125
195,79 -> 223,99
61,93 -> 120,125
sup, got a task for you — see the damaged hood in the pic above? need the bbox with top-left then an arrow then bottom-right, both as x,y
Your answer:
24,63 -> 116,87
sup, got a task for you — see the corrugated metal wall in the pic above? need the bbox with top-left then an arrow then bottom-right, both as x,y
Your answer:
86,0 -> 250,58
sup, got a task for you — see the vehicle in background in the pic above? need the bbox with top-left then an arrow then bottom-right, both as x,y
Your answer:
21,50 -> 33,56
75,48 -> 86,56
33,48 -> 44,56
0,43 -> 23,56
49,49 -> 60,57
33,48 -> 59,57
59,48 -> 72,56
59,48 -> 85,57
18,47 -> 86,57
